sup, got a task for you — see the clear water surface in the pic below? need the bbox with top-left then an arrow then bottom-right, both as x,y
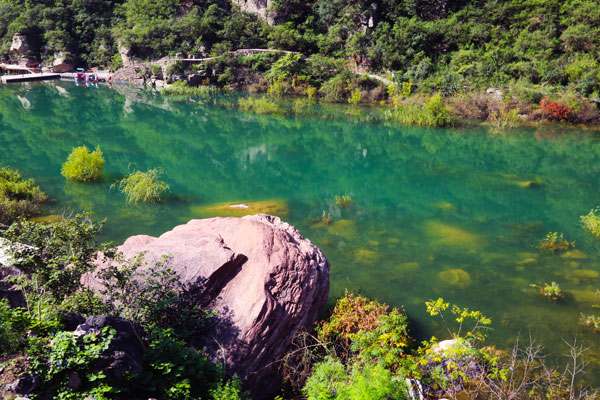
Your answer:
1,81 -> 600,374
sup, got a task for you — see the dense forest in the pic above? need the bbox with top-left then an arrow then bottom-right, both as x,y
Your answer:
0,0 -> 599,98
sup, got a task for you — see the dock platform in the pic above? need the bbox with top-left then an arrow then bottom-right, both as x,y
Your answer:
1,73 -> 60,84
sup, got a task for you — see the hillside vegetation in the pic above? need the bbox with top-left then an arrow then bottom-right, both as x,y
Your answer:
0,0 -> 599,99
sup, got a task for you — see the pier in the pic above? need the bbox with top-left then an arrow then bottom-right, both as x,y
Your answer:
0,63 -> 60,83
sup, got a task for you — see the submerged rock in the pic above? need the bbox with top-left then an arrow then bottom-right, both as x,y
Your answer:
86,214 -> 329,398
439,268 -> 472,288
425,221 -> 483,249
327,219 -> 357,239
570,269 -> 599,281
355,248 -> 380,264
561,249 -> 588,260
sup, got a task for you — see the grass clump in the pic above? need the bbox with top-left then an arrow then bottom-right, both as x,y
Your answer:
537,232 -> 575,252
581,207 -> 600,239
385,94 -> 457,127
0,166 -> 48,224
238,97 -> 281,114
161,80 -> 217,96
61,145 -> 104,182
530,282 -> 563,301
113,168 -> 169,203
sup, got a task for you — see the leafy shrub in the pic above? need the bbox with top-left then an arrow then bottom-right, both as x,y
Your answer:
348,88 -> 362,105
113,168 -> 169,204
209,377 -> 248,400
385,95 -> 457,128
539,98 -> 572,121
320,73 -> 353,102
422,94 -> 456,127
3,213 -> 106,315
303,357 -> 409,400
61,145 -> 105,182
238,97 -> 281,114
0,299 -> 35,353
0,166 -> 48,224
581,207 -> 600,238
27,326 -> 116,399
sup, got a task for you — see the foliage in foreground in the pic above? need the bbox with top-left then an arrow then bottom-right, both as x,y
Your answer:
0,166 -> 48,225
287,294 -> 596,400
61,145 -> 105,182
0,214 -> 247,400
113,168 -> 169,204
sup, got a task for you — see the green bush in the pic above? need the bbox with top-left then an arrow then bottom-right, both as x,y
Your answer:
61,145 -> 105,182
422,94 -> 456,127
113,168 -> 169,203
0,166 -> 48,224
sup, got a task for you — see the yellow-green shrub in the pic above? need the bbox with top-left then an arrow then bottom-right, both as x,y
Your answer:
61,146 -> 104,182
114,168 -> 169,203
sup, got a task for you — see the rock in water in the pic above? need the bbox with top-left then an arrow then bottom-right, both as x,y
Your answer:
86,214 -> 330,398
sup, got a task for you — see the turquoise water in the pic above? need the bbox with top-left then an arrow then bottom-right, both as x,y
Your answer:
1,81 -> 600,371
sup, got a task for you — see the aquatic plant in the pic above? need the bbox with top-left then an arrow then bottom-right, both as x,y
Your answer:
581,208 -> 600,239
113,168 -> 169,204
537,232 -> 575,252
334,194 -> 353,208
0,166 -> 48,225
61,145 -> 104,182
581,313 -> 600,331
237,97 -> 281,114
530,282 -> 563,301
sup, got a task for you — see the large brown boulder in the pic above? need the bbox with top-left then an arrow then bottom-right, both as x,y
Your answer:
85,214 -> 329,397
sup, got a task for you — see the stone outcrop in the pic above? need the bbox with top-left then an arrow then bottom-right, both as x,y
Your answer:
231,0 -> 274,24
10,33 -> 30,56
52,52 -> 74,72
77,316 -> 145,380
9,33 -> 36,66
85,214 -> 329,398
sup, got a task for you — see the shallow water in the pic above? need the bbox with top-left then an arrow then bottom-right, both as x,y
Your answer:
1,81 -> 600,373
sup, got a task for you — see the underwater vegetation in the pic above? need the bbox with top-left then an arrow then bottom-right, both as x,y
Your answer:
581,208 -> 600,239
530,282 -> 563,302
537,232 -> 575,252
334,194 -> 353,208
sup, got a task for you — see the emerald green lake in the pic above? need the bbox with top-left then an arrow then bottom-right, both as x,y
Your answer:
2,82 -> 600,371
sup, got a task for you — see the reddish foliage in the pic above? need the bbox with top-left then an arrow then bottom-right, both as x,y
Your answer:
539,98 -> 572,121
